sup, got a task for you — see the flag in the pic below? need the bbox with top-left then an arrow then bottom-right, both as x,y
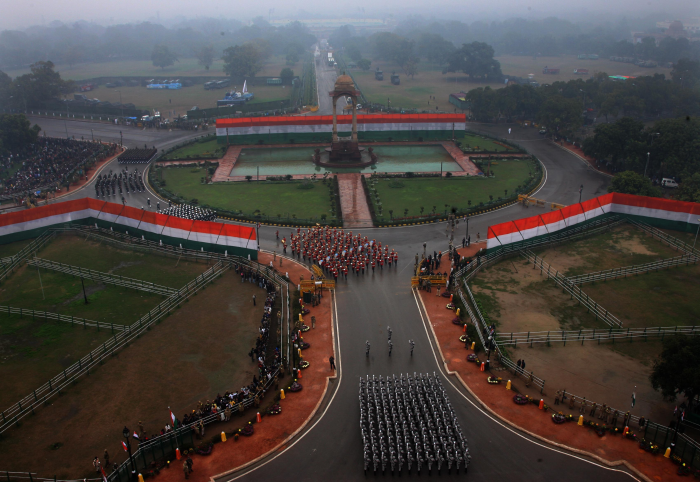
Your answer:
122,441 -> 128,451
242,80 -> 248,94
170,409 -> 177,428
100,467 -> 108,482
133,431 -> 140,440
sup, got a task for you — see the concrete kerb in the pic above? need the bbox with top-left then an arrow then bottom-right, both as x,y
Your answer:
210,257 -> 338,482
414,288 -> 653,482
553,142 -> 613,179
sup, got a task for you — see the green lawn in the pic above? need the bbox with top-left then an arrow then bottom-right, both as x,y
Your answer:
369,159 -> 537,221
0,239 -> 32,259
0,312 -> 112,409
160,166 -> 335,221
160,137 -> 226,160
583,264 -> 700,328
40,235 -> 207,288
459,133 -> 516,152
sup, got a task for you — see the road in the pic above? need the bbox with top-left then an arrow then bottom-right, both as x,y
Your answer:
26,116 -> 632,481
316,62 -> 348,116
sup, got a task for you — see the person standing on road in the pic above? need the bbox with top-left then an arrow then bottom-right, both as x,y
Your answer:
388,340 -> 393,356
93,457 -> 101,474
409,340 -> 415,356
103,449 -> 110,468
366,341 -> 370,357
387,326 -> 392,341
252,294 -> 256,306
329,356 -> 336,370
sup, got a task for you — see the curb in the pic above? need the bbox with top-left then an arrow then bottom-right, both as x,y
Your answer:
415,289 -> 653,482
553,142 -> 614,179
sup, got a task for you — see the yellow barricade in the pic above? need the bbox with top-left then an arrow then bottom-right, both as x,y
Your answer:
550,202 -> 566,210
300,279 -> 336,293
411,275 -> 447,288
311,265 -> 324,279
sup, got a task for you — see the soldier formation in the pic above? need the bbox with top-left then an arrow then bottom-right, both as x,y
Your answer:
157,204 -> 216,221
94,167 -> 145,198
282,226 -> 397,280
359,373 -> 471,475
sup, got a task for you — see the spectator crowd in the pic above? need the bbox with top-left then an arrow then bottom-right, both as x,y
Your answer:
1,137 -> 117,196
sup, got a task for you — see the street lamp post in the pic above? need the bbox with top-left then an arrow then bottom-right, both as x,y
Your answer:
122,426 -> 136,478
645,133 -> 660,178
579,184 -> 583,203
465,215 -> 469,243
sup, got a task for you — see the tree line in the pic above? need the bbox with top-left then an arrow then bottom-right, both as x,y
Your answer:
0,17 -> 316,71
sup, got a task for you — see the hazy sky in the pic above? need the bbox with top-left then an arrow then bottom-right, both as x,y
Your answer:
1,0 -> 698,31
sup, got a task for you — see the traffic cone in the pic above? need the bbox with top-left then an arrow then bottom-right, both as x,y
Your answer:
539,399 -> 544,410
471,342 -> 475,350
298,368 -> 302,379
456,308 -> 460,316
664,447 -> 671,458
506,380 -> 512,390
256,412 -> 262,423
176,448 -> 181,460
221,432 -> 227,442
577,415 -> 583,426
480,362 -> 485,372
138,475 -> 144,482
450,294 -> 453,302
463,324 -> 467,332
280,389 -> 285,400
623,427 -> 629,436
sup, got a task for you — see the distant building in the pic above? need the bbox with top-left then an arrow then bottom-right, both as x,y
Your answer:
656,18 -> 700,35
633,20 -> 691,45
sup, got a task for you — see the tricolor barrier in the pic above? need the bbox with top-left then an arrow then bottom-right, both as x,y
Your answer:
216,113 -> 466,144
0,198 -> 258,259
487,193 -> 700,253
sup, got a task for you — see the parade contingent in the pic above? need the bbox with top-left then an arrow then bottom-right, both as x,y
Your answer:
157,204 -> 217,221
360,373 -> 471,475
281,226 -> 397,280
94,166 -> 145,198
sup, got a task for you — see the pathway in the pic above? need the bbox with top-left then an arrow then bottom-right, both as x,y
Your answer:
211,146 -> 242,182
336,173 -> 373,229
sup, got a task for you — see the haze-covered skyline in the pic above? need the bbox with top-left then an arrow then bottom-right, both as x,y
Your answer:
2,0 -> 698,32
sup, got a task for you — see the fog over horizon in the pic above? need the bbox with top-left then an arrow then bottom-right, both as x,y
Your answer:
2,0 -> 698,32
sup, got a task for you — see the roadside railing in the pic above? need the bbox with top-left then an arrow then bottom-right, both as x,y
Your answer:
567,253 -> 699,285
629,218 -> 700,258
27,258 -> 177,296
0,305 -> 125,331
0,231 -> 56,284
497,325 -> 700,346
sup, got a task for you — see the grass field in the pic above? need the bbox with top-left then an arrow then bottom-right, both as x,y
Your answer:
583,264 -> 700,328
0,239 -> 32,258
160,137 -> 225,160
40,235 -> 207,288
70,84 -> 291,119
346,55 -> 671,111
533,224 -> 681,277
458,133 -> 516,152
3,55 -> 295,81
369,158 -> 536,220
160,166 -> 334,220
0,271 -> 267,479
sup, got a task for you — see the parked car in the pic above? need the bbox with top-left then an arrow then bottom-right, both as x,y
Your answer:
661,178 -> 679,188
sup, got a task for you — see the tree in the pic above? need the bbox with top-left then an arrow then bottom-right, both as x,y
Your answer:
346,44 -> 362,63
536,95 -> 583,138
650,336 -> 700,402
196,45 -> 215,71
675,173 -> 700,203
672,59 -> 700,89
222,43 -> 263,79
446,42 -> 503,81
0,114 -> 40,153
582,117 -> 646,172
151,45 -> 177,70
607,171 -> 661,197
12,61 -> 68,108
279,68 -> 294,84
357,59 -> 372,71
64,46 -> 83,68
417,33 -> 455,65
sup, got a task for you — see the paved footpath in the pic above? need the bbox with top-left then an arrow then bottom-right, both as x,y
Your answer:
336,173 -> 373,229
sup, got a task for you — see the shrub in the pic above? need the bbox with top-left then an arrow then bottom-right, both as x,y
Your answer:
297,180 -> 314,190
388,180 -> 405,188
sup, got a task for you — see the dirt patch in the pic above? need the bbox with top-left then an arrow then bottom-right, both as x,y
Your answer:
534,223 -> 682,277
62,283 -> 106,305
0,271 -> 265,479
